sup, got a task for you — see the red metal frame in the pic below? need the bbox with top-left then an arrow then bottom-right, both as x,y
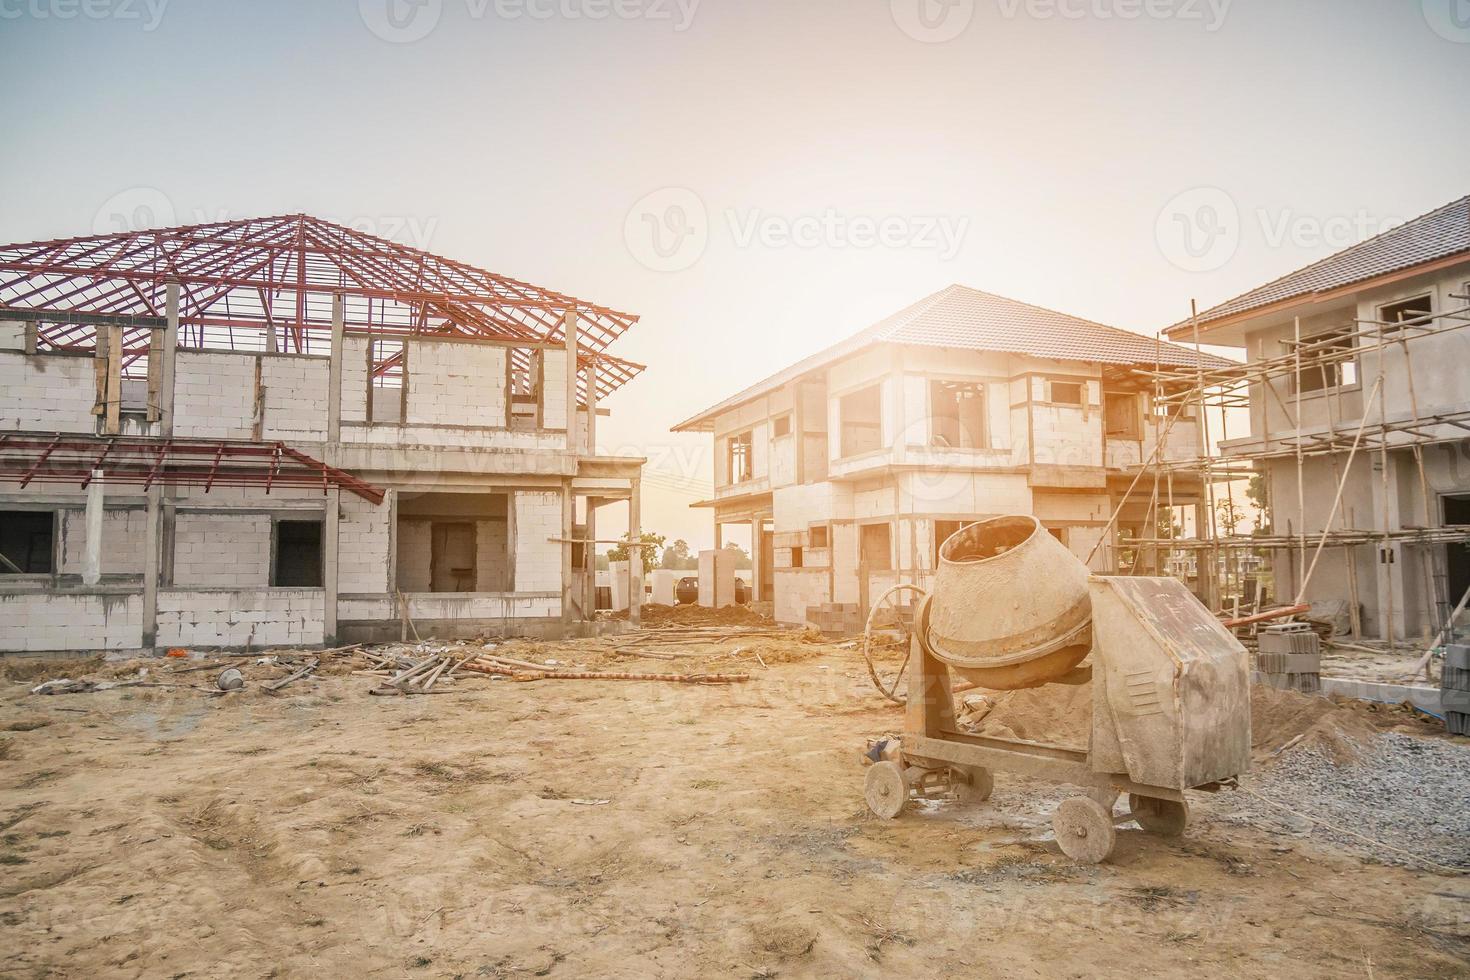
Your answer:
0,214 -> 644,401
0,434 -> 385,505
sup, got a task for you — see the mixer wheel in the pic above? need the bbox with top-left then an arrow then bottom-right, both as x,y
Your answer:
864,761 -> 910,820
1129,794 -> 1189,837
1053,797 -> 1115,864
951,765 -> 993,804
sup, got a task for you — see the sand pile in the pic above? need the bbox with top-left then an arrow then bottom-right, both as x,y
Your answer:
966,681 -> 1429,762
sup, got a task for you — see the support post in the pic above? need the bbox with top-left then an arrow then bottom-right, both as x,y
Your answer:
564,311 -> 581,452
327,293 -> 345,452
161,282 -> 179,436
561,480 -> 575,633
751,516 -> 763,607
83,471 -> 104,586
584,496 -> 599,616
142,485 -> 161,650
583,358 -> 598,455
324,487 -> 340,645
629,476 -> 643,629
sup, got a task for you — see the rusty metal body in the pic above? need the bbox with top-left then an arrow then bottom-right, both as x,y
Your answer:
868,516 -> 1252,863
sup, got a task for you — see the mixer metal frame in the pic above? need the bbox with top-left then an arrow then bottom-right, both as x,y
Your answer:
868,594 -> 1219,863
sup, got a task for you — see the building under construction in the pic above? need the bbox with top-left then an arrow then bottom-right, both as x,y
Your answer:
0,215 -> 647,654
1132,193 -> 1470,647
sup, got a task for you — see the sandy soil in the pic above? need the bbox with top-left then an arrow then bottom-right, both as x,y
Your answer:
1,637 -> 1467,979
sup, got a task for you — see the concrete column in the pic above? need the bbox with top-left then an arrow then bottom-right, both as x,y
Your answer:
750,517 -> 762,606
327,293 -> 345,452
142,486 -> 162,650
629,476 -> 643,628
324,487 -> 340,645
561,480 -> 575,632
714,520 -> 722,550
584,496 -> 599,615
564,311 -> 580,453
82,471 -> 104,586
583,358 -> 599,456
161,282 -> 179,436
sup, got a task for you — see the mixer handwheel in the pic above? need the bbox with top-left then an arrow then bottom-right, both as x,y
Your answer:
951,765 -> 993,804
1129,794 -> 1189,837
1053,797 -> 1115,864
864,761 -> 910,820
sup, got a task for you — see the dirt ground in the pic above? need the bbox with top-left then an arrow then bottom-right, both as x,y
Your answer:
1,633 -> 1467,979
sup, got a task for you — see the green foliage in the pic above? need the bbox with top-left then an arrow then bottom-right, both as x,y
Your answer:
659,539 -> 698,571
609,531 -> 666,568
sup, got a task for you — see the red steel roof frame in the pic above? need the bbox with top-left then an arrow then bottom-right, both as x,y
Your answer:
0,434 -> 386,505
0,214 -> 645,401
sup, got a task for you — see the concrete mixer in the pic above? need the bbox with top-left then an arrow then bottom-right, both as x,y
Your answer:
863,515 -> 1251,863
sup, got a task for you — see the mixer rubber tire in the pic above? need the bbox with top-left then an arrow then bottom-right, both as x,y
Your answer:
1053,797 -> 1115,864
1129,794 -> 1189,837
865,761 -> 910,820
951,765 -> 993,804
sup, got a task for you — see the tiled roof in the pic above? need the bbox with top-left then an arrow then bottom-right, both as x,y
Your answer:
673,285 -> 1234,431
1172,194 -> 1470,333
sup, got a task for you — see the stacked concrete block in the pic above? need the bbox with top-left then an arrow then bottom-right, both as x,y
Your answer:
0,593 -> 143,652
59,508 -> 148,576
475,519 -> 510,592
173,513 -> 271,588
1256,623 -> 1322,694
340,336 -> 370,423
697,548 -> 737,607
404,339 -> 507,428
609,560 -> 631,611
1441,645 -> 1470,736
512,491 -> 562,593
541,349 -> 569,430
807,602 -> 864,636
156,589 -> 324,649
0,352 -> 98,432
260,356 -> 330,440
173,352 -> 256,439
337,493 -> 392,593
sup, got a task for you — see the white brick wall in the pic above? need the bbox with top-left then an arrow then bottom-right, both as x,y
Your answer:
338,492 -> 391,593
404,339 -> 507,427
341,336 -> 370,424
512,491 -> 562,593
59,508 -> 148,576
174,513 -> 271,587
0,320 -> 27,350
173,352 -> 256,439
0,592 -> 143,652
541,349 -> 568,430
261,356 -> 330,440
475,519 -> 509,592
156,589 -> 324,648
0,352 -> 97,432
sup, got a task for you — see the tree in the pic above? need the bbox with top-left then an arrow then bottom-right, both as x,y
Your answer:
1215,499 -> 1248,537
722,541 -> 753,570
660,538 -> 697,570
1246,474 -> 1271,532
609,531 -> 666,569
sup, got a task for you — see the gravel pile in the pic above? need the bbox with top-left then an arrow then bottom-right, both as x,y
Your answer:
1219,732 -> 1470,871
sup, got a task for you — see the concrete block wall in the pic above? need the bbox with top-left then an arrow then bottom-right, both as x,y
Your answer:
0,592 -> 143,652
261,356 -> 330,440
173,513 -> 271,587
173,352 -> 256,439
698,548 -> 737,607
0,320 -> 27,350
340,336 -> 369,424
774,568 -> 828,625
156,589 -> 324,648
0,352 -> 98,432
404,339 -> 507,427
609,560 -> 631,611
541,349 -> 569,430
475,519 -> 510,592
395,519 -> 432,592
512,490 -> 562,593
650,569 -> 680,605
59,507 -> 148,577
338,492 -> 392,593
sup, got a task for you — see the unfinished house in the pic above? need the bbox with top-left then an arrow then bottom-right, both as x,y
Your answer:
0,215 -> 647,656
1151,193 -> 1470,644
672,285 -> 1230,629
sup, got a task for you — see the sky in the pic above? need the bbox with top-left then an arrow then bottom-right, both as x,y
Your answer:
2,0 -> 1468,550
